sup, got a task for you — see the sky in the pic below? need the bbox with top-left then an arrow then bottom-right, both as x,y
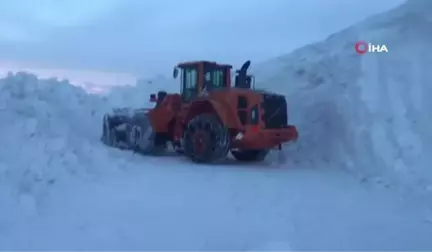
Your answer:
0,0 -> 405,87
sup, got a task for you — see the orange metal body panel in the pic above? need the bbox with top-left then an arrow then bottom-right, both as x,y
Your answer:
231,125 -> 298,150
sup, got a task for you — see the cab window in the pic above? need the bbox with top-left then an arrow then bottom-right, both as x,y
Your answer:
181,68 -> 198,101
204,67 -> 226,90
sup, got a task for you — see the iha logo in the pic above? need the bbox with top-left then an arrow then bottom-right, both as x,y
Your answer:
355,41 -> 389,54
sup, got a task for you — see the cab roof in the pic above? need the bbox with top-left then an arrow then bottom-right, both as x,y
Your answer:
177,61 -> 232,69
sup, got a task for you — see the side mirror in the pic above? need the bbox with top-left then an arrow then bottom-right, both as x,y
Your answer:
173,67 -> 179,79
149,93 -> 157,102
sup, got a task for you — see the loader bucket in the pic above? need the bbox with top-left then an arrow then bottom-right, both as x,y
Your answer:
101,108 -> 160,154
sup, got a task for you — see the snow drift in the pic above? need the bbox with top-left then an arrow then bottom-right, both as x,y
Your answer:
252,0 -> 432,196
106,75 -> 177,108
0,72 -> 127,198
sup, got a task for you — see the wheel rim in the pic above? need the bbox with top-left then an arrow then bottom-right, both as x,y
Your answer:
192,130 -> 208,154
184,114 -> 231,162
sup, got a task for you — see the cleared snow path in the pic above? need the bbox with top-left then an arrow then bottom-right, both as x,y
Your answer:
1,150 -> 431,251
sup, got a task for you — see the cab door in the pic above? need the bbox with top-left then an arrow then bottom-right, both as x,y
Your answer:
203,64 -> 228,91
181,66 -> 199,102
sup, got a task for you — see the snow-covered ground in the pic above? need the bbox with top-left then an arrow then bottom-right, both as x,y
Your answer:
2,156 -> 432,251
1,0 -> 432,250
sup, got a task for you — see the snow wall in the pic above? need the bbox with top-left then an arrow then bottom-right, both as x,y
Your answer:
0,72 -> 127,200
0,0 -> 430,199
253,0 -> 432,195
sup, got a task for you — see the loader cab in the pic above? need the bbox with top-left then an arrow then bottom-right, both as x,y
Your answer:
173,61 -> 232,102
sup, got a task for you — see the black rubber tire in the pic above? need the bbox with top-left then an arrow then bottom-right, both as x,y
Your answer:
175,149 -> 184,155
132,127 -> 166,155
102,115 -> 131,149
231,149 -> 269,162
145,133 -> 168,156
172,142 -> 184,155
184,114 -> 230,163
101,115 -> 115,146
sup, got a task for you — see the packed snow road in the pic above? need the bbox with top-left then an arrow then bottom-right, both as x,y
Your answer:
1,148 -> 431,251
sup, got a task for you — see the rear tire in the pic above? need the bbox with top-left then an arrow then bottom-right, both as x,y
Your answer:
172,141 -> 184,155
231,149 -> 269,162
184,114 -> 230,163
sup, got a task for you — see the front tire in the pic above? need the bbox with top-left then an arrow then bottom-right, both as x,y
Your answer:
184,114 -> 230,163
101,115 -> 116,146
130,124 -> 165,155
231,149 -> 269,162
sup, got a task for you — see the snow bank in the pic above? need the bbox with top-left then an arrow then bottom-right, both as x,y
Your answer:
0,72 -> 123,199
253,0 -> 432,195
0,71 -> 177,199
